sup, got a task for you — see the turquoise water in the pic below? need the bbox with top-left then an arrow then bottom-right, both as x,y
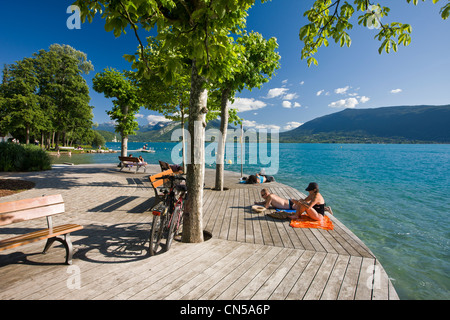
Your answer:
52,142 -> 450,300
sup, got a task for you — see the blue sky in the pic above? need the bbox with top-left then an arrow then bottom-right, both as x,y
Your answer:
1,0 -> 449,131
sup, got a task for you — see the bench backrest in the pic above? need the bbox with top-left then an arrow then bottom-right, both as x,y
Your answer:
149,168 -> 173,189
159,160 -> 170,171
0,194 -> 64,226
119,156 -> 139,162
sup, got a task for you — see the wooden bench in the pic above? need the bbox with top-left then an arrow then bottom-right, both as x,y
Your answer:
119,156 -> 147,173
0,194 -> 83,265
159,160 -> 183,174
148,168 -> 174,207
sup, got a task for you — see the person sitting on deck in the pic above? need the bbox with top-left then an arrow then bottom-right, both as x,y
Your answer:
254,188 -> 296,210
288,182 -> 326,222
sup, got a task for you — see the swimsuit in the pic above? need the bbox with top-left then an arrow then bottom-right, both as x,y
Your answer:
313,203 -> 325,215
288,199 -> 294,210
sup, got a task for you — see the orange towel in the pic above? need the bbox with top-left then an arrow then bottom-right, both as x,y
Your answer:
290,214 -> 334,230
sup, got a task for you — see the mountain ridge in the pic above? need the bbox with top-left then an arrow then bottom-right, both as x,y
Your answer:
95,105 -> 450,144
279,105 -> 450,143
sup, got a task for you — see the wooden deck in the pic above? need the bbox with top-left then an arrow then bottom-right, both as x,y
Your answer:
0,164 -> 399,300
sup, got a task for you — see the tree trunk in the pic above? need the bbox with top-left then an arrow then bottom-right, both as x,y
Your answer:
215,88 -> 231,191
25,124 -> 30,145
40,132 -> 44,149
181,109 -> 187,173
120,105 -> 129,157
121,134 -> 128,157
182,60 -> 208,244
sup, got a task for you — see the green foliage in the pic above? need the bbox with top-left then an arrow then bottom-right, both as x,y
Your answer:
0,44 -> 94,146
92,68 -> 141,137
299,0 -> 449,66
91,130 -> 106,147
0,142 -> 51,172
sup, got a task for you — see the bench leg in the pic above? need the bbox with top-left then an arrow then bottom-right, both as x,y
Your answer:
43,234 -> 74,265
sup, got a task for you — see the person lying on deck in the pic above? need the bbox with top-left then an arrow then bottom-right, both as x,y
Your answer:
246,173 -> 275,184
254,188 -> 297,210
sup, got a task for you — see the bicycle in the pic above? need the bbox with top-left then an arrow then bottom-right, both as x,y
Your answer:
149,174 -> 187,256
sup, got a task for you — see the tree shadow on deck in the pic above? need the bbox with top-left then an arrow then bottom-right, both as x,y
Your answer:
89,196 -> 156,213
0,222 -> 152,267
73,222 -> 152,264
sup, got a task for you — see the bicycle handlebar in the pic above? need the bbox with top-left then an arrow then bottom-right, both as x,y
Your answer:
156,174 -> 186,181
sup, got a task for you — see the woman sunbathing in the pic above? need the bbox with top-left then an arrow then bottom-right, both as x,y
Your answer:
289,182 -> 326,221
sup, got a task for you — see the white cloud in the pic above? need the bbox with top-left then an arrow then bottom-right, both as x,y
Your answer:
283,121 -> 303,131
391,89 -> 402,94
282,79 -> 288,85
283,93 -> 298,100
242,120 -> 280,130
293,102 -> 301,108
360,96 -> 370,103
146,115 -> 172,124
229,97 -> 267,112
299,81 -> 305,86
328,97 -> 359,109
335,86 -> 351,94
266,88 -> 288,98
135,114 -> 144,118
282,101 -> 292,108
316,89 -> 324,96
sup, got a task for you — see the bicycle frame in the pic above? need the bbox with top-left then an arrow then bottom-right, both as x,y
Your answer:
150,174 -> 186,254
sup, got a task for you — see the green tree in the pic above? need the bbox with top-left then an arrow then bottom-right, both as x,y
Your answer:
130,37 -> 191,171
75,0 -> 261,243
34,45 -> 94,148
93,68 -> 142,157
209,31 -> 280,191
0,58 -> 44,144
300,0 -> 449,66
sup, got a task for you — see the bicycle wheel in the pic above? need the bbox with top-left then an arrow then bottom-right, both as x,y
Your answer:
149,206 -> 167,256
165,205 -> 183,252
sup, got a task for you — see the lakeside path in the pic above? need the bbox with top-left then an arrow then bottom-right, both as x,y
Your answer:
0,164 -> 398,300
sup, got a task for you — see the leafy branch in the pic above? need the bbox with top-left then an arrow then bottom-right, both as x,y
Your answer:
299,0 -> 449,66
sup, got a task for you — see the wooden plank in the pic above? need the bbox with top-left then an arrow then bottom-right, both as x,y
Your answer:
236,189 -> 246,243
203,188 -> 225,234
320,254 -> 351,300
355,257 -> 376,300
218,191 -> 232,240
243,188 -> 254,244
151,241 -> 241,299
268,250 -> 315,300
227,188 -> 239,242
0,224 -> 83,251
248,188 -> 264,245
0,194 -> 63,215
303,253 -> 339,300
234,247 -> 293,300
194,243 -> 268,300
250,248 -> 300,300
216,246 -> 282,300
338,255 -> 363,300
286,251 -> 327,300
213,189 -> 231,239
164,241 -> 250,300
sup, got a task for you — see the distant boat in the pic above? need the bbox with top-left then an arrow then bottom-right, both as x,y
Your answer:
141,148 -> 155,153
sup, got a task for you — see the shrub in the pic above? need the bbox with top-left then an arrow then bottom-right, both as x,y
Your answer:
0,142 -> 52,172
